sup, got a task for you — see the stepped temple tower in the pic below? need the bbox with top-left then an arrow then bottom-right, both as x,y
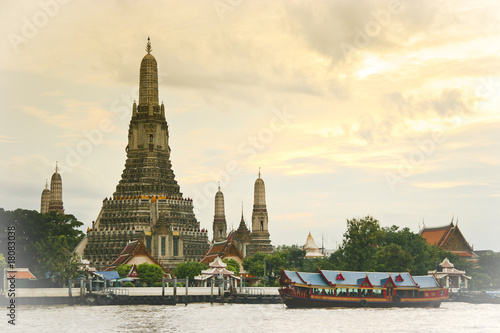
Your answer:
213,183 -> 227,242
77,39 -> 209,271
248,169 -> 273,255
40,163 -> 64,214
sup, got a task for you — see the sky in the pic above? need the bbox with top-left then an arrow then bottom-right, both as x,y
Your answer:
1,0 -> 499,252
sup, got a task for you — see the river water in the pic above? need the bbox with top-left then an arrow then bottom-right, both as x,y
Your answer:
3,302 -> 499,332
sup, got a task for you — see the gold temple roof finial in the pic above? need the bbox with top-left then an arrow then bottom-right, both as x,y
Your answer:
146,36 -> 152,54
258,167 -> 261,178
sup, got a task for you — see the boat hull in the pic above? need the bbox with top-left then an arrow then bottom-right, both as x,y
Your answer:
281,292 -> 442,309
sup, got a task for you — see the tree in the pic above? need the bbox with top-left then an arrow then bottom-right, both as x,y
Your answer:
116,264 -> 132,278
136,263 -> 164,286
242,252 -> 267,277
0,253 -> 6,270
33,235 -> 85,286
0,209 -> 85,269
381,226 -> 448,275
172,261 -> 207,283
374,243 -> 414,272
222,258 -> 240,275
0,253 -> 6,288
336,216 -> 385,271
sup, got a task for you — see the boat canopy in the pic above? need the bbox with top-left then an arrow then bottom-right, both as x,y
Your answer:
281,270 -> 441,289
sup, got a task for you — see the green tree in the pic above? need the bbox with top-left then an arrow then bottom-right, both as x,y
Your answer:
242,252 -> 268,278
381,226 -> 448,275
33,235 -> 85,286
116,264 -> 132,278
0,253 -> 6,270
374,243 -> 414,272
222,258 -> 240,275
336,216 -> 385,271
136,263 -> 164,286
172,261 -> 207,283
0,209 -> 84,269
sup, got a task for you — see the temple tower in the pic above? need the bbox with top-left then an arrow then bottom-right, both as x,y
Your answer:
233,204 -> 251,257
40,179 -> 50,214
248,169 -> 273,255
48,163 -> 64,214
213,183 -> 227,242
80,38 -> 209,271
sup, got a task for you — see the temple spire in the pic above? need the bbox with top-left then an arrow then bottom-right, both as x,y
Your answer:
138,37 -> 159,107
146,36 -> 152,54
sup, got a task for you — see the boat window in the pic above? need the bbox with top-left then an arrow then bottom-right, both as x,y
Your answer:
419,291 -> 424,298
360,289 -> 372,298
337,288 -> 347,296
396,290 -> 407,298
408,290 -> 417,298
325,289 -> 334,296
373,289 -> 383,298
348,288 -> 359,297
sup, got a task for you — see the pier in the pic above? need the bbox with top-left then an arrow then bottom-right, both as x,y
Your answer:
0,286 -> 281,306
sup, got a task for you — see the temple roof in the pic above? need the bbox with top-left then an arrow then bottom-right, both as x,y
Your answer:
303,232 -> 324,258
419,221 -> 475,256
7,268 -> 36,279
209,256 -> 227,268
106,238 -> 162,271
201,237 -> 243,264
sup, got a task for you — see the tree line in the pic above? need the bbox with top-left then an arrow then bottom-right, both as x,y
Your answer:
241,216 -> 500,290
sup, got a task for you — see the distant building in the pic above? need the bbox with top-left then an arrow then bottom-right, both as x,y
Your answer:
428,257 -> 470,291
303,232 -> 324,258
419,220 -> 477,260
40,162 -> 64,214
206,170 -> 273,264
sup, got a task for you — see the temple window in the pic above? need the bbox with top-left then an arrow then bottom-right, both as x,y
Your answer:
260,220 -> 264,231
173,237 -> 179,256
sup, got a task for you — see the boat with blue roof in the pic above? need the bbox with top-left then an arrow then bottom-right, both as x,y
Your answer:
279,269 -> 448,308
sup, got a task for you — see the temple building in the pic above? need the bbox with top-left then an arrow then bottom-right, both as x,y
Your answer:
419,220 -> 477,260
428,258 -> 471,291
203,170 -> 273,264
75,39 -> 209,271
303,232 -> 324,258
40,163 -> 64,214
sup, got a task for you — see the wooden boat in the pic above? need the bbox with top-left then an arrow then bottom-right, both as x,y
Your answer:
279,269 -> 448,308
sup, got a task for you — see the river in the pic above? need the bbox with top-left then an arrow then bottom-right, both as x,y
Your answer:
3,302 -> 499,332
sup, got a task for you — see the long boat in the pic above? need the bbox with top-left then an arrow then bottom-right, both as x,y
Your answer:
279,269 -> 448,308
